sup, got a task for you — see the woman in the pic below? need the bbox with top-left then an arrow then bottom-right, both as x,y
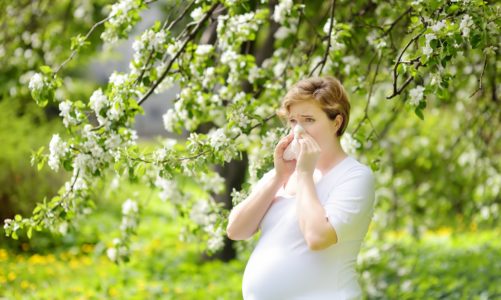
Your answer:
226,76 -> 375,299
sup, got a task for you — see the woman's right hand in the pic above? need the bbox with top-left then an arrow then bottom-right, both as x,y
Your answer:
274,133 -> 296,185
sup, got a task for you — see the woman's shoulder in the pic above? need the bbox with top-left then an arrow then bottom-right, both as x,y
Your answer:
342,156 -> 374,181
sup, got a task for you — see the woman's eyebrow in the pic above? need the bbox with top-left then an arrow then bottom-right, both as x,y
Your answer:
289,114 -> 314,118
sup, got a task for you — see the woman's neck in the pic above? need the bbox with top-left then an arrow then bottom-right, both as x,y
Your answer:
317,139 -> 347,175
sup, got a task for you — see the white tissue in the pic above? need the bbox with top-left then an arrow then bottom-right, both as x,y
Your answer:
283,125 -> 305,161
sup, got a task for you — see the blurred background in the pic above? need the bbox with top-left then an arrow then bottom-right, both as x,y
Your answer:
0,0 -> 499,299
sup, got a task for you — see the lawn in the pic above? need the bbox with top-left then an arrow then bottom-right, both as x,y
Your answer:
1,183 -> 500,299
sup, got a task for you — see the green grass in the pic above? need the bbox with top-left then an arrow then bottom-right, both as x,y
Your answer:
1,180 -> 500,299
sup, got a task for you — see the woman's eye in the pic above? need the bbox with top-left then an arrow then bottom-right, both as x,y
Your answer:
289,119 -> 297,124
305,118 -> 315,122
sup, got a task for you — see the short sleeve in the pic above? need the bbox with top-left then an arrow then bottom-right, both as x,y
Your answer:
252,168 -> 276,191
324,166 -> 375,243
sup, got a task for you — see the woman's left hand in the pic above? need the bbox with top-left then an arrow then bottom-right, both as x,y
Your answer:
296,132 -> 321,176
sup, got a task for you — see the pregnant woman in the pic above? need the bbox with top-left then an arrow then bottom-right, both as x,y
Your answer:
226,76 -> 375,300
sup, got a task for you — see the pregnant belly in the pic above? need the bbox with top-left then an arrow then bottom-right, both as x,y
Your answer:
242,245 -> 335,300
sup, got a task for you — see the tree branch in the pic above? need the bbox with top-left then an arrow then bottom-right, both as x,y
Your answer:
137,3 -> 219,105
309,0 -> 336,77
386,29 -> 425,99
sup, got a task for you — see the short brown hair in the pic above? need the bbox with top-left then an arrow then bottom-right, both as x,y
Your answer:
277,76 -> 351,136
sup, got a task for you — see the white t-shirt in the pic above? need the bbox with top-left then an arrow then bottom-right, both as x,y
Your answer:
242,156 -> 375,300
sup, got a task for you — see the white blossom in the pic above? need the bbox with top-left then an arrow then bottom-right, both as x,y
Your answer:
65,176 -> 87,192
166,40 -> 182,58
109,72 -> 128,88
205,224 -> 225,252
208,128 -> 230,151
155,176 -> 182,202
340,133 -> 361,155
323,18 -> 346,51
101,0 -> 141,43
106,247 -> 117,262
273,61 -> 286,77
431,20 -> 446,32
190,7 -> 204,23
104,132 -> 122,150
122,199 -> 138,215
58,100 -> 76,127
89,89 -> 108,114
195,44 -> 214,56
460,14 -> 474,37
190,200 -> 211,225
422,33 -> 436,57
220,49 -> 239,70
48,134 -> 68,171
28,73 -> 44,91
409,85 -> 425,106
273,0 -> 293,24
58,222 -> 69,235
163,109 -> 177,132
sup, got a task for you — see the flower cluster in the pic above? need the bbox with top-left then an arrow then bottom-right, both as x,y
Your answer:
101,0 -> 145,44
272,0 -> 293,24
340,133 -> 361,155
408,85 -> 425,106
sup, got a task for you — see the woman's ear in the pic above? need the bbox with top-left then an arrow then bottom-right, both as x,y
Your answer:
332,115 -> 343,134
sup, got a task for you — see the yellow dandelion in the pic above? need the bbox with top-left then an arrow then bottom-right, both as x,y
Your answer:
436,227 -> 452,237
46,254 -> 56,263
81,244 -> 94,253
21,280 -> 30,289
8,272 -> 16,281
0,249 -> 8,261
108,287 -> 119,297
69,259 -> 80,269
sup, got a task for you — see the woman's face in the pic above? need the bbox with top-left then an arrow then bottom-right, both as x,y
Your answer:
287,100 -> 340,150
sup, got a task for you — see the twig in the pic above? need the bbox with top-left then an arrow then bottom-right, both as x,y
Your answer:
54,0 -> 159,76
309,0 -> 336,77
53,15 -> 112,75
382,7 -> 412,36
353,54 -> 382,135
386,29 -> 425,99
469,54 -> 488,98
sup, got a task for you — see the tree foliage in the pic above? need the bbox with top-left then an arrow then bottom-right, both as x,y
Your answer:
2,0 -> 499,263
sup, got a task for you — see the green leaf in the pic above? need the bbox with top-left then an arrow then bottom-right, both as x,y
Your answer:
27,227 -> 33,239
414,107 -> 424,120
447,4 -> 459,14
40,65 -> 53,74
15,214 -> 22,221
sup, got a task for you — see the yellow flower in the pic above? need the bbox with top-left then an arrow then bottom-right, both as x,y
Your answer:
8,272 -> 16,281
21,280 -> 30,289
108,287 -> 119,297
0,248 -> 8,261
69,259 -> 80,269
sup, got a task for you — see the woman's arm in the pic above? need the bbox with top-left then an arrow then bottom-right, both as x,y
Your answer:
227,133 -> 296,240
296,172 -> 338,250
295,134 -> 338,251
226,173 -> 283,240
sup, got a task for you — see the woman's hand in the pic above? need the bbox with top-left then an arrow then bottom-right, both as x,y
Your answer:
297,132 -> 321,176
274,133 -> 297,184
